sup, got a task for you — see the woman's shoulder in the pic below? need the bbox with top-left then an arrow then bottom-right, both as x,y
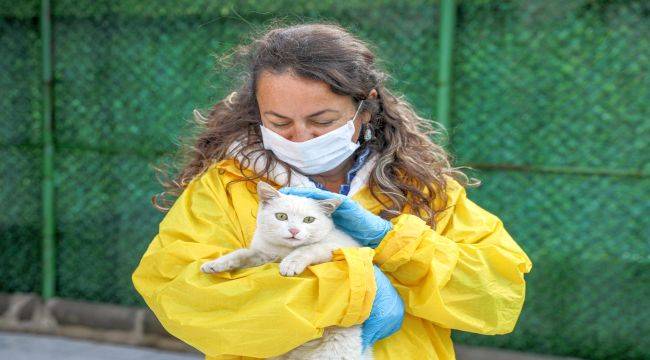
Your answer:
194,158 -> 254,186
422,174 -> 465,208
165,159 -> 260,223
418,174 -> 468,225
177,158 -> 252,202
441,174 -> 464,193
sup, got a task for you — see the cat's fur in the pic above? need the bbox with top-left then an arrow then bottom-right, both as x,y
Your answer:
201,181 -> 372,360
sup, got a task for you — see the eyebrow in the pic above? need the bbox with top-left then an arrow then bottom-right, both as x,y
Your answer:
264,109 -> 340,120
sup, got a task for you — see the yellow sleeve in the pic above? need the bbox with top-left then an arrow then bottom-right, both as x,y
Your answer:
373,178 -> 533,335
131,169 -> 376,358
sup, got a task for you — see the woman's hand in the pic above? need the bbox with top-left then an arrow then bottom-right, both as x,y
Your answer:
279,187 -> 404,348
362,265 -> 405,350
278,186 -> 392,248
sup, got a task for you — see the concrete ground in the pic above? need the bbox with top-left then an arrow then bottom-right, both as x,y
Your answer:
0,330 -> 581,360
455,346 -> 582,360
0,331 -> 201,360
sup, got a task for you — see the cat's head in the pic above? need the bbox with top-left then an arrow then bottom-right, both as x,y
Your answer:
255,181 -> 343,248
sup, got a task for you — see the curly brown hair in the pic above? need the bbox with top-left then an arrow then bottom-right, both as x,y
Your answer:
152,21 -> 480,228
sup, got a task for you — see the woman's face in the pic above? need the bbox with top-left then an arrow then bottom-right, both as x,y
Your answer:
256,70 -> 367,142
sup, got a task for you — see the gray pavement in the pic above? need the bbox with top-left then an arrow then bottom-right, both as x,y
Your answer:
0,331 -> 201,360
0,331 -> 582,360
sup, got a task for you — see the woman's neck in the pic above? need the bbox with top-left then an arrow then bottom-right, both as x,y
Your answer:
309,156 -> 355,193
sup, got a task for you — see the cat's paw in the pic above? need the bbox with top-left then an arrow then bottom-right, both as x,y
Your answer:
201,258 -> 237,274
279,257 -> 310,277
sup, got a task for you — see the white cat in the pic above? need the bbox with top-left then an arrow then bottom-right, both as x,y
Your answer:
201,181 -> 372,360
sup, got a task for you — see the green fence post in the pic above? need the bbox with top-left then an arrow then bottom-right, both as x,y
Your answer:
41,0 -> 55,299
437,0 -> 456,143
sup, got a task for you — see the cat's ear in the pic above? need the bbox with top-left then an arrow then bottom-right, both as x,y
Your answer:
257,181 -> 281,204
316,198 -> 343,216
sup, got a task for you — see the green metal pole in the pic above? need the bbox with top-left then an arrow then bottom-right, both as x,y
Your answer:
437,0 -> 456,143
41,0 -> 55,299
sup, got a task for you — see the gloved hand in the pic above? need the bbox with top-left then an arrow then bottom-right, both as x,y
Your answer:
362,265 -> 405,351
278,187 -> 393,248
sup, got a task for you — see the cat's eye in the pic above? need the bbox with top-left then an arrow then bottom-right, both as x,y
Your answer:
303,216 -> 315,223
275,212 -> 288,221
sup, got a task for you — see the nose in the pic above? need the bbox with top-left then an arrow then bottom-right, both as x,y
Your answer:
287,124 -> 315,143
289,131 -> 313,143
288,228 -> 300,236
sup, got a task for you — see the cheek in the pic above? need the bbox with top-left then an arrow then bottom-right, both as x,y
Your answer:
302,220 -> 324,234
270,127 -> 300,141
314,219 -> 332,231
271,220 -> 289,233
351,126 -> 361,142
260,214 -> 287,233
268,126 -> 292,138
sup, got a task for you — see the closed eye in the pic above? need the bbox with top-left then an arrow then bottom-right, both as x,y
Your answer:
272,120 -> 335,127
311,119 -> 337,126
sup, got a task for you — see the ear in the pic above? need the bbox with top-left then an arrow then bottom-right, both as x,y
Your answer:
257,181 -> 280,204
368,88 -> 378,100
316,198 -> 343,216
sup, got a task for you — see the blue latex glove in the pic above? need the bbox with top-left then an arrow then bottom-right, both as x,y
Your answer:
278,187 -> 393,248
362,265 -> 405,351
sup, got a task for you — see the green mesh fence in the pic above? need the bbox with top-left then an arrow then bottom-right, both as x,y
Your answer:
1,1 -> 648,359
450,3 -> 649,359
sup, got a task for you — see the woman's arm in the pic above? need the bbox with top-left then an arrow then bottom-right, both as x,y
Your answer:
131,169 -> 376,358
373,177 -> 533,334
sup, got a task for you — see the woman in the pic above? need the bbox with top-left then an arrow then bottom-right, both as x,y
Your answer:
132,23 -> 533,359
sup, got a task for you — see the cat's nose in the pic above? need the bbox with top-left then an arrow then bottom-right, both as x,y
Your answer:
288,228 -> 300,236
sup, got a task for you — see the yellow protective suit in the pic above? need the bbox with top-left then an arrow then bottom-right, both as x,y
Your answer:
132,158 -> 533,359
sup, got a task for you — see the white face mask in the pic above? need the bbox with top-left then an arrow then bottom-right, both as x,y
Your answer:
259,100 -> 365,175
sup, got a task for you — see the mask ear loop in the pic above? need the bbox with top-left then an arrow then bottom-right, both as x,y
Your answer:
353,99 -> 366,121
